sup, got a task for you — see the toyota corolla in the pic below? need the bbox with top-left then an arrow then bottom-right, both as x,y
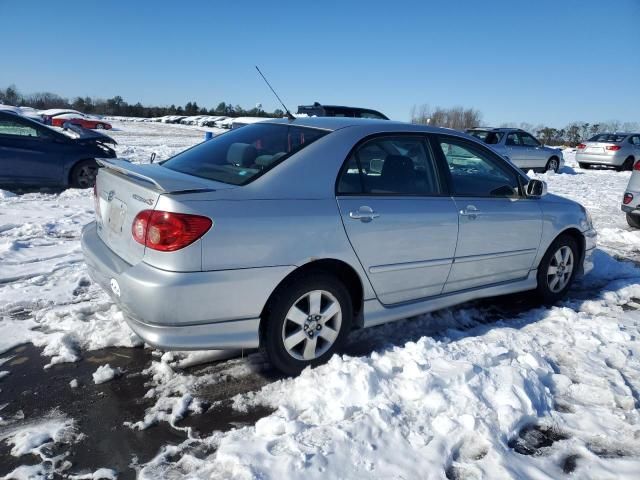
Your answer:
81,117 -> 596,375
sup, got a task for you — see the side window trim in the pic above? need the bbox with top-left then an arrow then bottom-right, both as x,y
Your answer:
335,133 -> 446,197
433,134 -> 527,199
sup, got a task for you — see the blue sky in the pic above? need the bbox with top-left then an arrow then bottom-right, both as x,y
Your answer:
2,0 -> 639,126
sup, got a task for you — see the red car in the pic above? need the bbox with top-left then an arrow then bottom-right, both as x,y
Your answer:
51,113 -> 112,130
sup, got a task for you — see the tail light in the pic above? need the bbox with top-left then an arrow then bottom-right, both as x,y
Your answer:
577,143 -> 586,150
132,210 -> 212,252
634,161 -> 640,171
606,145 -> 621,151
624,193 -> 634,205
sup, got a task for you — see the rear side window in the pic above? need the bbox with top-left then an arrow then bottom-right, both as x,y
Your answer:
588,133 -> 626,143
337,136 -> 440,195
162,123 -> 328,185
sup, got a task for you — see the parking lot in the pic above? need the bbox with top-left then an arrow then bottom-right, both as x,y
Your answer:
2,121 -> 640,479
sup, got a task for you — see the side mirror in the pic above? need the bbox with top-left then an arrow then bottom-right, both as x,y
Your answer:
526,179 -> 547,197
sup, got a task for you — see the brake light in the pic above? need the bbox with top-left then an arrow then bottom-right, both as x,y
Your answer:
577,143 -> 586,150
635,161 -> 640,171
606,145 -> 621,151
624,193 -> 634,205
132,210 -> 212,252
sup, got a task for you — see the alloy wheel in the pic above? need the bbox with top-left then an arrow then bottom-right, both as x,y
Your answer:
77,165 -> 97,188
281,289 -> 342,361
547,158 -> 559,172
547,246 -> 574,293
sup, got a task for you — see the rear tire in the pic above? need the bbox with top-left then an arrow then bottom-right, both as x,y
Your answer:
616,157 -> 635,172
96,123 -> 105,129
261,272 -> 353,376
535,234 -> 579,304
545,156 -> 560,173
627,213 -> 640,229
70,159 -> 98,188
578,162 -> 590,169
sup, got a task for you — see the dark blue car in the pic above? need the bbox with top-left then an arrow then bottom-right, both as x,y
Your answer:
0,111 -> 116,189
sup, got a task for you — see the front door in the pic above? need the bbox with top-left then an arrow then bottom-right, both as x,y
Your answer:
336,135 -> 459,305
434,135 -> 543,293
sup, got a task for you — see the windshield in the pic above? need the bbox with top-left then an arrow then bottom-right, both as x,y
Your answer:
588,133 -> 626,143
162,123 -> 329,185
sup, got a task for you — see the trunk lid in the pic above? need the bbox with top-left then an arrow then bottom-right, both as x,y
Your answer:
94,159 -> 234,265
583,141 -> 619,155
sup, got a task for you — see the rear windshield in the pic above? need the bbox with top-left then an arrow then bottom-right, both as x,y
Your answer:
162,123 -> 328,185
588,133 -> 626,143
467,130 -> 504,145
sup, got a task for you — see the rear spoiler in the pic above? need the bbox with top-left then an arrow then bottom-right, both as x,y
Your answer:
96,158 -> 216,194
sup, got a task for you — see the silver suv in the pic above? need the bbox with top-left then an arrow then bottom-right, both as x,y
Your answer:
466,128 -> 564,173
82,118 -> 595,375
577,133 -> 640,171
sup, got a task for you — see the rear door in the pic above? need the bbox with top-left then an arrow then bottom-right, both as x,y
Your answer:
0,115 -> 64,185
336,135 -> 459,305
434,135 -> 542,293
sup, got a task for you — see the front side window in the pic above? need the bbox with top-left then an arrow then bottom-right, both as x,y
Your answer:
519,132 -> 540,146
438,137 -> 520,198
162,123 -> 328,185
505,132 -> 522,146
0,118 -> 41,137
337,136 -> 440,195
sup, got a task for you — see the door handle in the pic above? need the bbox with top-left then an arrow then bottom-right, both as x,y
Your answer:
460,205 -> 480,219
349,206 -> 380,222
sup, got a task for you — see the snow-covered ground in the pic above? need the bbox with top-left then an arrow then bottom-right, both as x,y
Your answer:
1,123 -> 640,478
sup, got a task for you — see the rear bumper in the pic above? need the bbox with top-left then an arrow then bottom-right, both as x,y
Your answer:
621,190 -> 640,214
576,152 -> 626,166
81,222 -> 295,350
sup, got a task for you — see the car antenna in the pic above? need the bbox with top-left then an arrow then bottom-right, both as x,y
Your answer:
255,66 -> 295,121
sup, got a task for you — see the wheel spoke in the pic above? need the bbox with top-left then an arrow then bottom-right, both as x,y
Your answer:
549,275 -> 560,291
547,266 -> 558,275
320,301 -> 340,322
283,329 -> 306,350
554,250 -> 563,265
308,291 -> 322,315
286,306 -> 308,326
302,337 -> 318,360
562,248 -> 571,264
319,326 -> 338,344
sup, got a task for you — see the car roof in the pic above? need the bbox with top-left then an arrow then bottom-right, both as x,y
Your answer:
261,116 -> 457,134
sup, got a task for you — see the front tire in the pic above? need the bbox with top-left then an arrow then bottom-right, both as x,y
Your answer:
70,159 -> 98,188
535,235 -> 579,304
545,156 -> 560,173
262,272 -> 353,376
96,123 -> 105,129
627,213 -> 640,229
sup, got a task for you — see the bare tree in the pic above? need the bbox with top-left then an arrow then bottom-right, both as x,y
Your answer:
410,103 -> 482,130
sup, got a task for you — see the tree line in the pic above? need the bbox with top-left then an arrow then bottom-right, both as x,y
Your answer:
0,85 -> 284,118
410,103 -> 638,147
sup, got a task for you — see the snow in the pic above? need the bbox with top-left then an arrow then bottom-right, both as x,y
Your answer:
69,378 -> 79,388
92,364 -> 123,384
2,125 -> 640,478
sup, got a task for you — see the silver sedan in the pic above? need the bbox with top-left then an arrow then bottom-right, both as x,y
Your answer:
576,132 -> 640,171
82,118 -> 596,375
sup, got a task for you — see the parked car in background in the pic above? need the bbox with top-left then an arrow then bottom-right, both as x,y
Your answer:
576,133 -> 640,171
0,111 -> 116,189
82,117 -> 595,375
0,105 -> 44,122
620,161 -> 640,227
51,113 -> 112,130
297,102 -> 389,120
466,127 -> 564,172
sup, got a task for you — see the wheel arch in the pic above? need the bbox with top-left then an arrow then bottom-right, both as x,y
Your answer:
259,258 -> 365,341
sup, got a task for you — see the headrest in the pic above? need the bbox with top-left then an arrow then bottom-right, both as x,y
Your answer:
227,143 -> 257,167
